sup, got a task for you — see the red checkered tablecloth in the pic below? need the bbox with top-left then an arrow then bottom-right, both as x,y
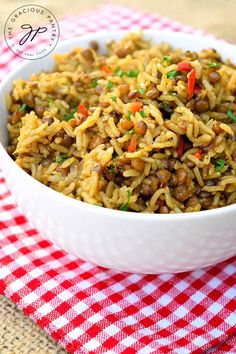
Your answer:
0,5 -> 236,354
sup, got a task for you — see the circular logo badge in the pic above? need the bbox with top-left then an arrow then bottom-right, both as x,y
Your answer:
4,4 -> 60,60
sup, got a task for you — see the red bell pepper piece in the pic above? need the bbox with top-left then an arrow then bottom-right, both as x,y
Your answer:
128,135 -> 138,152
178,61 -> 192,72
177,136 -> 185,159
128,101 -> 143,114
187,68 -> 196,99
101,65 -> 112,74
194,149 -> 203,160
78,104 -> 88,118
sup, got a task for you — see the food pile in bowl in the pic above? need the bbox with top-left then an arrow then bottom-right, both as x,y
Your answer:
6,33 -> 236,213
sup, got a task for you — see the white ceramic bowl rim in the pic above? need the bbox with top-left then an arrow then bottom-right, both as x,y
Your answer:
1,30 -> 236,222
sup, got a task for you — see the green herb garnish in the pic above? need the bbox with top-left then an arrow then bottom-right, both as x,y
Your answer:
227,109 -> 236,123
64,107 -> 77,121
138,88 -> 145,95
47,97 -> 55,105
163,55 -> 171,64
166,69 -> 178,79
126,111 -> 132,120
127,128 -> 135,136
215,159 -> 225,172
127,69 -> 139,78
107,80 -> 113,89
162,101 -> 172,113
111,96 -> 117,102
120,189 -> 132,211
109,164 -> 115,173
19,103 -> 27,112
91,79 -> 99,88
114,67 -> 125,77
140,110 -> 146,118
56,154 -> 68,163
208,62 -> 221,68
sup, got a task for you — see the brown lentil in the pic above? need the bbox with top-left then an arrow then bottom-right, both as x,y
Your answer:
81,48 -> 94,61
42,116 -> 54,125
208,71 -> 221,84
131,158 -> 145,172
60,135 -> 73,148
135,121 -> 147,135
186,99 -> 195,111
118,84 -> 130,96
173,185 -> 190,202
103,168 -> 114,181
144,176 -> 159,194
176,168 -> 188,185
186,196 -> 199,208
115,47 -> 129,58
156,169 -> 172,184
90,40 -> 99,51
140,184 -> 152,199
195,99 -> 209,113
159,205 -> 169,214
184,50 -> 198,60
146,88 -> 160,99
120,119 -> 134,131
171,53 -> 181,64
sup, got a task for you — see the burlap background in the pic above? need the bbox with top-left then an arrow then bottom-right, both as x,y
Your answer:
0,1 -> 235,353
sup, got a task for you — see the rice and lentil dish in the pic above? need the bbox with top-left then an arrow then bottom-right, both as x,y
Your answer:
6,33 -> 236,213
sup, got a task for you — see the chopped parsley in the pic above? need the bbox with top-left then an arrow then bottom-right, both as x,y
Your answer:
114,67 -> 139,78
114,67 -> 125,77
111,96 -> 117,102
208,62 -> 221,68
126,69 -> 139,78
126,111 -> 132,120
127,128 -> 135,136
19,103 -> 27,112
109,164 -> 115,173
138,88 -> 145,95
227,109 -> 236,123
56,154 -> 68,163
140,110 -> 146,118
215,159 -> 225,172
47,97 -> 55,105
162,101 -> 172,113
163,55 -> 171,64
166,69 -> 178,79
120,189 -> 132,211
64,107 -> 77,121
91,79 -> 99,88
107,80 -> 113,89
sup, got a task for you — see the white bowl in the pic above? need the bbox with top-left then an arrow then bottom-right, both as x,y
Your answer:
0,30 -> 236,274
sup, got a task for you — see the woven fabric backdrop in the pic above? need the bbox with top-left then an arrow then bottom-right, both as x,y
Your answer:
0,4 -> 236,354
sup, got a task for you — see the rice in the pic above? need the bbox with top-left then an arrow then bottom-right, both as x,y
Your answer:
6,32 -> 236,213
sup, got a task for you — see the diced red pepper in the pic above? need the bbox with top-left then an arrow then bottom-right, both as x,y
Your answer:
194,85 -> 202,95
78,104 -> 88,118
101,65 -> 112,74
128,101 -> 142,114
177,136 -> 185,159
178,61 -> 192,72
194,149 -> 203,160
187,68 -> 196,99
127,135 -> 138,152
